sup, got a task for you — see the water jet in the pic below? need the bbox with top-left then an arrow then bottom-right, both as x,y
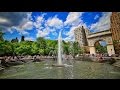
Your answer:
52,30 -> 65,67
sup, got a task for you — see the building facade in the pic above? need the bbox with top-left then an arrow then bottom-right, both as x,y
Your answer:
74,26 -> 88,47
110,12 -> 120,54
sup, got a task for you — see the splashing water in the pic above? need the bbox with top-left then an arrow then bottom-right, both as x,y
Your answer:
57,30 -> 63,65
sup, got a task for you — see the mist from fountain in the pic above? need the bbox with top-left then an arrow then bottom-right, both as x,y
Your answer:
57,30 -> 63,65
52,30 -> 73,67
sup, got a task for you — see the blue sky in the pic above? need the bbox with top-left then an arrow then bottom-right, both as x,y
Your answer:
0,12 -> 112,41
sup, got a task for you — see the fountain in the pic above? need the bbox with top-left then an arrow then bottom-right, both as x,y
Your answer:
52,30 -> 65,67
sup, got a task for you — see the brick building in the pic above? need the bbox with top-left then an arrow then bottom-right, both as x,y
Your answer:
110,12 -> 120,54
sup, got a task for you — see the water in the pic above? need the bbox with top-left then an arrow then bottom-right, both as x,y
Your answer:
57,31 -> 62,65
0,60 -> 120,79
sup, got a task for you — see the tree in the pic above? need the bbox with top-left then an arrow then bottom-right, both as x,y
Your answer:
95,44 -> 107,53
69,41 -> 84,57
0,29 -> 4,41
31,42 -> 39,55
63,41 -> 70,55
15,41 -> 32,55
11,37 -> 18,43
42,39 -> 58,55
21,36 -> 25,41
37,37 -> 46,55
0,41 -> 13,56
73,42 -> 79,56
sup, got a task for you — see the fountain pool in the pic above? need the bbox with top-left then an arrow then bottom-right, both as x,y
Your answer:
0,60 -> 120,79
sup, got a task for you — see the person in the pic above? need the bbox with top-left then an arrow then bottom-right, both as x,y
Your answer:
1,57 -> 9,67
98,54 -> 103,62
1,59 -> 6,66
33,57 -> 37,62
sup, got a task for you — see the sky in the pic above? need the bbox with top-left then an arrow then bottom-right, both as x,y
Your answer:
0,12 -> 112,42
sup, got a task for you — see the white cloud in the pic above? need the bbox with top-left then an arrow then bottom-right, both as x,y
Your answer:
64,12 -> 84,26
52,32 -> 58,36
63,12 -> 88,42
19,21 -> 33,30
0,12 -> 34,35
27,12 -> 33,20
11,26 -> 29,35
7,27 -> 14,34
25,36 -> 35,41
46,15 -> 63,29
0,17 -> 11,24
18,12 -> 33,30
35,14 -> 62,39
63,26 -> 76,41
33,14 -> 46,29
36,27 -> 50,38
90,12 -> 112,32
18,12 -> 34,31
0,12 -> 29,27
45,36 -> 50,39
37,16 -> 44,23
36,26 -> 57,39
94,14 -> 99,20
19,30 -> 29,35
63,22 -> 88,42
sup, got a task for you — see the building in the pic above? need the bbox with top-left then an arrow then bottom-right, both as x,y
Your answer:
74,26 -> 88,47
110,12 -> 120,54
74,26 -> 90,53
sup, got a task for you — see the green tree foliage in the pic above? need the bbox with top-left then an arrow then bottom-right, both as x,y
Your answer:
0,35 -> 84,56
95,44 -> 107,53
63,41 -> 83,56
0,29 -> 4,41
72,42 -> 81,57
0,41 -> 13,56
21,36 -> 25,41
11,37 -> 18,43
63,41 -> 70,55
37,37 -> 46,55
15,41 -> 32,55
31,42 -> 39,55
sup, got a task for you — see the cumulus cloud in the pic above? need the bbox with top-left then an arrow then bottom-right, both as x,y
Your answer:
52,31 -> 58,36
27,12 -> 33,21
1,12 -> 111,41
11,26 -> 29,35
36,30 -> 49,37
94,14 -> 99,20
63,12 -> 88,41
90,12 -> 112,32
63,22 -> 88,41
19,21 -> 33,30
64,12 -> 84,26
63,12 -> 85,41
35,14 -> 62,39
0,12 -> 33,35
0,12 -> 34,35
34,14 -> 45,29
63,26 -> 77,41
46,15 -> 63,29
45,36 -> 50,39
36,27 -> 50,38
25,36 -> 35,41
0,17 -> 11,25
0,12 -> 29,27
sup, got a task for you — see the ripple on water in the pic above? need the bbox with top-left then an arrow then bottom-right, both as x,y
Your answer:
0,61 -> 120,79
